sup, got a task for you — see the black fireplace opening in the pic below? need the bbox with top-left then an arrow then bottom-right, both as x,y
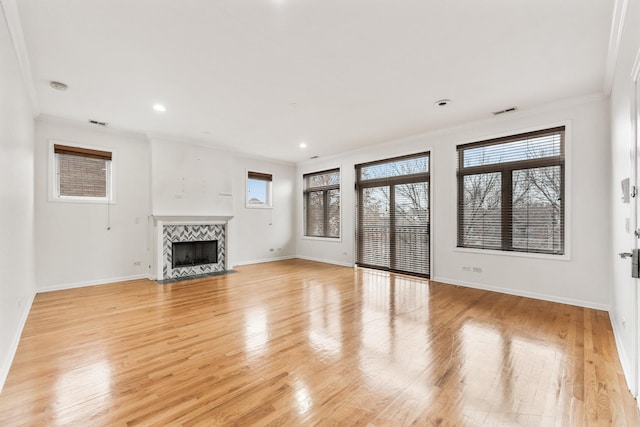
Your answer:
172,240 -> 218,268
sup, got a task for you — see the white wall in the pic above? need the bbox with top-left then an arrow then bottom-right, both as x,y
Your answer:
150,138 -> 233,217
148,138 -> 297,271
0,3 -> 36,390
298,95 -> 611,310
229,154 -> 296,266
33,125 -> 296,286
34,118 -> 151,290
610,0 -> 640,397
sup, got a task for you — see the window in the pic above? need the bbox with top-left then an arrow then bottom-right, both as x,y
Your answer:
247,171 -> 272,208
303,168 -> 340,238
457,126 -> 565,255
53,143 -> 113,201
355,153 -> 430,277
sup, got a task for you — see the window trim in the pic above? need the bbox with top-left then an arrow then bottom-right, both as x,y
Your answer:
48,140 -> 116,204
456,126 -> 567,256
246,170 -> 273,209
303,168 -> 341,239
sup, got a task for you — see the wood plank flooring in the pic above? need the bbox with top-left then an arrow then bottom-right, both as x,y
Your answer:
0,259 -> 638,426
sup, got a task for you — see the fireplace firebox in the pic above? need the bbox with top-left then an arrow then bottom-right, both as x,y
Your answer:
171,240 -> 218,268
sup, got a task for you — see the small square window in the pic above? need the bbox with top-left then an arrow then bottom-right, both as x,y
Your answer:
52,142 -> 113,203
247,171 -> 272,208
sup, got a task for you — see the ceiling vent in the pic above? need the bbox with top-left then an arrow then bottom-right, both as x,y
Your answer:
88,119 -> 108,127
434,99 -> 452,107
492,106 -> 518,115
49,81 -> 68,91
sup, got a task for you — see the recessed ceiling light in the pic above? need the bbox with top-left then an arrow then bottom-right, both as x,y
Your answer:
153,104 -> 167,112
49,81 -> 68,91
434,99 -> 452,107
299,142 -> 307,148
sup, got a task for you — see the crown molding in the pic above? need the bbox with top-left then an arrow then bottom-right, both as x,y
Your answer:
296,92 -> 606,167
0,0 -> 39,116
603,0 -> 629,95
146,131 -> 295,166
37,114 -> 147,139
632,44 -> 640,83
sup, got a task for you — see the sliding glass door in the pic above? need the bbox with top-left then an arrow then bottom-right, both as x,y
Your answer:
355,153 -> 430,277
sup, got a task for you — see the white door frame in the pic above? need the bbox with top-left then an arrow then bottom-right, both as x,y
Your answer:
631,48 -> 640,403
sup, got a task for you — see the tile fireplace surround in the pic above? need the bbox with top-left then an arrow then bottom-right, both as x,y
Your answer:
155,217 -> 230,281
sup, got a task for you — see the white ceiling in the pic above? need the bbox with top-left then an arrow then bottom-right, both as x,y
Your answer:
15,0 -> 614,163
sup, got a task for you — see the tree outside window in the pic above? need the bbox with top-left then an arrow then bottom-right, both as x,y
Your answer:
457,127 -> 565,255
303,169 -> 340,238
247,171 -> 272,208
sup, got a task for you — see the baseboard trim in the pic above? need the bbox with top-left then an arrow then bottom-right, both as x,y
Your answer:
609,310 -> 637,398
37,274 -> 150,293
231,255 -> 296,267
431,276 -> 610,311
295,255 -> 353,268
0,290 -> 36,393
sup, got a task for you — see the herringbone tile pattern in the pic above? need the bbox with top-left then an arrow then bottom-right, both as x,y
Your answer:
163,224 -> 225,278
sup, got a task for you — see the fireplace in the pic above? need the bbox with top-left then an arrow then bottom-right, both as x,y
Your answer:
172,240 -> 218,268
157,222 -> 227,280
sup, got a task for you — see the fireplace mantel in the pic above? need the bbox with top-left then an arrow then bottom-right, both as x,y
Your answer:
153,214 -> 233,224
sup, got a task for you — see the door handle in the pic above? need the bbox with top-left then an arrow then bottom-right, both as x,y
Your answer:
620,250 -> 640,278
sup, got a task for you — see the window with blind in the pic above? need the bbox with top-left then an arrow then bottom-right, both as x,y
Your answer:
53,143 -> 113,201
457,126 -> 565,254
355,152 -> 430,278
247,171 -> 273,208
303,168 -> 340,238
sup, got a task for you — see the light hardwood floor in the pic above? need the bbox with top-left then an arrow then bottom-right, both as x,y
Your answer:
0,259 -> 638,426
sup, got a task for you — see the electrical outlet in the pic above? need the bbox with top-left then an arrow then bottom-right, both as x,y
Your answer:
473,267 -> 483,273
133,261 -> 141,266
462,266 -> 471,272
